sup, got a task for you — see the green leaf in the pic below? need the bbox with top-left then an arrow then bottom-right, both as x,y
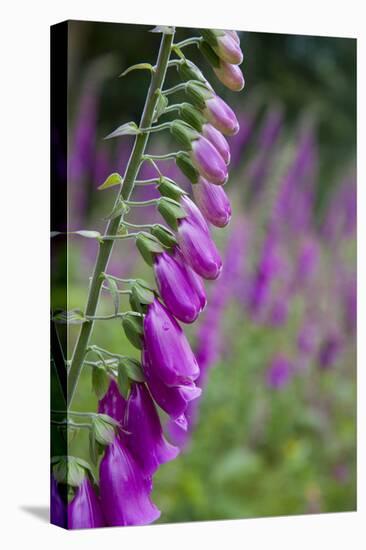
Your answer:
104,198 -> 129,221
105,122 -> 141,140
131,281 -> 155,305
153,92 -> 169,123
92,366 -> 109,400
120,63 -> 154,77
136,233 -> 165,265
158,177 -> 187,201
52,309 -> 86,325
105,276 -> 120,315
121,313 -> 144,350
121,357 -> 145,382
92,415 -> 117,446
151,224 -> 178,247
88,429 -> 98,466
98,172 -> 123,191
150,26 -> 174,34
117,363 -> 130,399
52,456 -> 86,487
157,197 -> 187,230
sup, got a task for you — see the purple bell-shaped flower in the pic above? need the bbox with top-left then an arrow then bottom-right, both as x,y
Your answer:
99,435 -> 160,526
124,382 -> 179,477
68,477 -> 104,529
143,298 -> 200,386
154,248 -> 206,323
142,346 -> 201,421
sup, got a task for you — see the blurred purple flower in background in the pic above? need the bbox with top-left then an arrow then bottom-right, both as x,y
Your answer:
266,355 -> 293,389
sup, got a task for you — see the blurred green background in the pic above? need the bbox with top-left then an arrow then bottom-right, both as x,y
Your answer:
52,22 -> 356,523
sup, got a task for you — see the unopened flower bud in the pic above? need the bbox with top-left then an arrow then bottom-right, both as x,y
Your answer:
201,29 -> 243,65
213,60 -> 245,91
202,123 -> 231,165
203,94 -> 240,136
190,135 -> 228,185
192,177 -> 232,227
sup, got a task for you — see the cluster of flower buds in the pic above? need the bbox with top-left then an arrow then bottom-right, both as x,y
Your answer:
52,26 -> 244,529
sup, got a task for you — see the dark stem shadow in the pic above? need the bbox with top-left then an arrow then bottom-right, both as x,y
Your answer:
20,505 -> 49,523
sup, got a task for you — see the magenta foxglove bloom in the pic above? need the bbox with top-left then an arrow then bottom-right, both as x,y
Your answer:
173,246 -> 207,310
213,61 -> 245,92
266,355 -> 293,389
190,135 -> 228,184
203,94 -> 239,136
98,378 -> 126,423
68,477 -> 104,529
51,476 -> 67,528
99,435 -> 160,526
202,123 -> 231,165
142,346 -> 201,420
213,32 -> 243,65
192,177 -> 231,227
154,249 -> 205,323
178,215 -> 223,280
143,298 -> 200,386
124,383 -> 179,476
181,194 -> 210,234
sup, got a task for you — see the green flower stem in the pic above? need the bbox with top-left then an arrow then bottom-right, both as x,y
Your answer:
140,122 -> 171,133
85,313 -> 126,321
101,284 -> 132,294
162,83 -> 186,96
163,104 -> 182,114
100,275 -> 138,284
67,30 -> 175,406
123,220 -> 155,230
51,419 -> 92,430
88,345 -> 128,359
174,37 -> 202,49
143,152 -> 179,161
100,233 -> 139,241
125,198 -> 160,207
134,178 -> 160,185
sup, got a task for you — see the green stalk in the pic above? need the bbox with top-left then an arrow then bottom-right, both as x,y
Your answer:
67,30 -> 175,406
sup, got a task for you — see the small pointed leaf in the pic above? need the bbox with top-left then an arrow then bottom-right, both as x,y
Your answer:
74,230 -> 101,239
98,172 -> 123,191
104,198 -> 129,221
120,63 -> 154,77
105,122 -> 141,140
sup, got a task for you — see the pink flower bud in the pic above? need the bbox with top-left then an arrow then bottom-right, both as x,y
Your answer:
214,32 -> 243,65
226,30 -> 240,44
192,177 -> 232,227
202,123 -> 231,165
190,135 -> 228,185
213,61 -> 245,92
203,95 -> 240,136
